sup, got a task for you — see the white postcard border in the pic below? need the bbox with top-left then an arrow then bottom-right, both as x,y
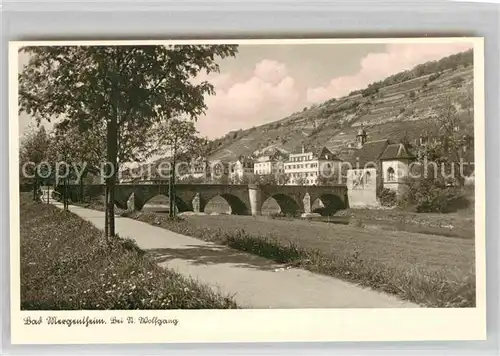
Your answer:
9,37 -> 486,344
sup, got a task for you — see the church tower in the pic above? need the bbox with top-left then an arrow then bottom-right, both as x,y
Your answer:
356,125 -> 367,149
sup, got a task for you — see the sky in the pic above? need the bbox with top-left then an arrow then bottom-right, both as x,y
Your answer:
18,41 -> 472,140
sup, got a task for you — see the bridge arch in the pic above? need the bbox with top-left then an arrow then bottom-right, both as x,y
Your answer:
263,193 -> 302,216
137,193 -> 191,212
204,193 -> 249,215
311,194 -> 345,216
114,193 -> 131,210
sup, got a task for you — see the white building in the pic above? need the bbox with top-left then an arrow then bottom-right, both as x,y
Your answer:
253,150 -> 287,176
379,143 -> 414,194
284,146 -> 342,186
229,156 -> 254,183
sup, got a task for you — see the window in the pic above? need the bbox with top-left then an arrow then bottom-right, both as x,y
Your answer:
365,171 -> 372,184
387,167 -> 395,181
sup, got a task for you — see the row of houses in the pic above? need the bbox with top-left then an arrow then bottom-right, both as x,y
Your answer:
121,145 -> 344,186
121,126 -> 474,196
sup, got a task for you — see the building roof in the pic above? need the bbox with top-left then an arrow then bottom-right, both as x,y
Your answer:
315,146 -> 341,161
349,139 -> 390,167
379,143 -> 414,161
256,155 -> 272,162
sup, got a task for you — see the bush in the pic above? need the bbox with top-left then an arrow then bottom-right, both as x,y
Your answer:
428,72 -> 441,82
379,188 -> 397,207
400,178 -> 470,213
451,76 -> 465,88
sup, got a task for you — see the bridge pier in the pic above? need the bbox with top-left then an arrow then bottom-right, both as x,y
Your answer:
248,184 -> 262,216
126,192 -> 135,211
192,193 -> 201,213
303,193 -> 311,214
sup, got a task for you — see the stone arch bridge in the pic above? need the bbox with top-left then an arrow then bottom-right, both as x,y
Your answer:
59,183 -> 348,216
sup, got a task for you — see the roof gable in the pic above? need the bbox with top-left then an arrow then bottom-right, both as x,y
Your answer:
316,147 -> 341,161
350,139 -> 389,167
380,143 -> 414,161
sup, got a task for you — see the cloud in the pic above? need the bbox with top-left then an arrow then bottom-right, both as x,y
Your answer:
195,59 -> 302,139
306,43 -> 473,103
254,59 -> 288,85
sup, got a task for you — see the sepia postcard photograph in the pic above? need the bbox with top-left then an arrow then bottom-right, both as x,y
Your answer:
9,37 -> 486,344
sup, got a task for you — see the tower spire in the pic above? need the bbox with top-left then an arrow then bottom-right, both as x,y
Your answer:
356,124 -> 367,148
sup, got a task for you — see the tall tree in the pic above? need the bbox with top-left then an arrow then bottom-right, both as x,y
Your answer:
153,118 -> 201,217
19,125 -> 50,201
414,85 -> 474,185
49,121 -> 106,206
19,44 -> 238,237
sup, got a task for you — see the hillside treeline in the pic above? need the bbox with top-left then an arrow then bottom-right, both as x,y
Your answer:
349,49 -> 473,97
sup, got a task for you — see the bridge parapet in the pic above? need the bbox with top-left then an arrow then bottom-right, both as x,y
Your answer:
55,183 -> 348,216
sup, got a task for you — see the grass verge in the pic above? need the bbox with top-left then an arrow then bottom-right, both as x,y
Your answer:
74,200 -> 476,308
20,195 -> 237,310
131,212 -> 475,308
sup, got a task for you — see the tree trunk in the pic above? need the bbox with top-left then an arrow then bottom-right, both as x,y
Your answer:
169,164 -> 176,218
169,140 -> 178,218
104,186 -> 109,239
106,114 -> 118,237
168,174 -> 174,218
79,168 -> 87,202
64,177 -> 69,211
106,54 -> 120,238
33,173 -> 38,201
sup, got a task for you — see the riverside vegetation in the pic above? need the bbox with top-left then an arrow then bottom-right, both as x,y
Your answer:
20,194 -> 236,310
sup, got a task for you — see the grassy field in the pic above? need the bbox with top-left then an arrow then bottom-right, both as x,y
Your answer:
74,196 -> 476,307
20,194 -> 236,310
335,208 -> 475,239
128,211 -> 475,308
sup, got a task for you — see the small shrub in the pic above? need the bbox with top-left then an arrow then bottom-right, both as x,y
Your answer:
451,76 -> 465,88
400,178 -> 470,213
428,72 -> 441,82
379,188 -> 397,207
